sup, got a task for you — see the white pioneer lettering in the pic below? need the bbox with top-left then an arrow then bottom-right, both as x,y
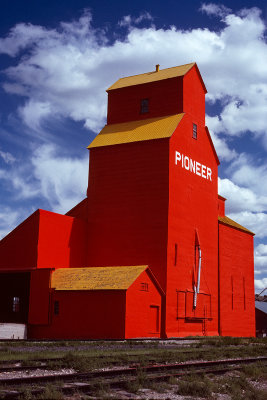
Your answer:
196,162 -> 201,176
175,151 -> 212,181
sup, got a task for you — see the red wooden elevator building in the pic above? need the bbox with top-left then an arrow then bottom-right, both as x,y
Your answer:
0,63 -> 255,339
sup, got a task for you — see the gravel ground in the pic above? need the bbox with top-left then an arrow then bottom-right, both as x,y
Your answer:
0,339 -> 200,353
0,367 -> 75,380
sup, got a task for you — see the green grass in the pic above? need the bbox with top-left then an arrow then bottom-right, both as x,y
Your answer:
177,374 -> 213,398
0,338 -> 266,371
217,374 -> 267,400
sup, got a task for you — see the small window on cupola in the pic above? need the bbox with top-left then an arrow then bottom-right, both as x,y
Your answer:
140,98 -> 149,114
193,123 -> 197,139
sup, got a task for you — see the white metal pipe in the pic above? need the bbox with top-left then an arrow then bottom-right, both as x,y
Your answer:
196,247 -> 202,294
193,246 -> 202,309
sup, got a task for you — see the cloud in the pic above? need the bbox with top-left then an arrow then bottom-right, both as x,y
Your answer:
0,206 -> 22,239
255,278 -> 267,292
206,118 -> 237,161
200,3 -> 232,18
218,151 -> 267,240
228,211 -> 267,239
227,154 -> 267,200
118,12 -> 153,27
0,150 -> 15,164
218,178 -> 267,214
219,171 -> 267,239
31,144 -> 88,213
0,167 -> 40,199
254,244 -> 267,275
0,6 -> 266,140
0,23 -> 58,57
0,144 -> 88,218
18,100 -> 52,132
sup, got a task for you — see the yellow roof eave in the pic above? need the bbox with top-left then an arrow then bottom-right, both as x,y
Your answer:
218,215 -> 254,235
51,265 -> 148,291
107,63 -> 195,91
88,113 -> 184,149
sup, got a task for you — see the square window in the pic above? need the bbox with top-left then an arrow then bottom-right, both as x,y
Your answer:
140,282 -> 148,291
12,297 -> 20,313
140,98 -> 149,114
193,123 -> 197,139
54,300 -> 59,315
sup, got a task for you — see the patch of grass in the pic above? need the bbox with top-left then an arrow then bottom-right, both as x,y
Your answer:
50,351 -> 101,372
242,362 -> 267,380
217,374 -> 267,400
18,387 -> 34,400
90,382 -> 111,399
168,375 -> 178,385
125,379 -> 141,393
0,338 -> 266,374
145,380 -> 170,393
177,376 -> 212,398
35,385 -> 63,400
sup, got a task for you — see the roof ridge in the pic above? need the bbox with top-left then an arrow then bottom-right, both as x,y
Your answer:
107,63 -> 196,91
114,62 -> 195,81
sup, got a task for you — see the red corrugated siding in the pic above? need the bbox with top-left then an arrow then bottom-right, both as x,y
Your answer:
0,210 -> 39,270
218,197 -> 225,217
167,111 -> 219,337
66,198 -> 88,220
183,66 -> 205,127
87,139 -> 169,291
37,210 -> 87,269
219,223 -> 255,337
125,270 -> 162,338
28,290 -> 126,339
107,78 -> 183,124
28,269 -> 51,325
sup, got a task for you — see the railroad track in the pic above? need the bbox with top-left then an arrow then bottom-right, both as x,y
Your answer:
0,342 -> 265,371
0,356 -> 266,399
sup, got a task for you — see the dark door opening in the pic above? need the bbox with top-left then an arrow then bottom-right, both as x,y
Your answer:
0,272 -> 31,323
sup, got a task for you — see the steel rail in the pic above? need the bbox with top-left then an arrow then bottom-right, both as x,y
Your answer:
0,356 -> 266,386
0,356 -> 267,400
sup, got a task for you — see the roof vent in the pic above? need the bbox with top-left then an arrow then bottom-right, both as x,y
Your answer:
155,64 -> 160,72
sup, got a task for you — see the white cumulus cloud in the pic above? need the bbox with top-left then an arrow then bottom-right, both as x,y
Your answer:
0,6 -> 266,145
255,278 -> 267,292
254,244 -> 267,275
0,150 -> 15,164
31,144 -> 89,213
118,12 -> 153,27
0,144 -> 88,216
0,206 -> 25,239
200,3 -> 232,18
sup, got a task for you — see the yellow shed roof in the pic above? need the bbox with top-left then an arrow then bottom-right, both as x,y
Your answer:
88,113 -> 184,149
107,63 -> 195,91
51,265 -> 148,291
218,216 -> 254,235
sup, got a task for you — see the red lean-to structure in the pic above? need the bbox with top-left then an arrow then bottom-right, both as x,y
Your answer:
0,63 -> 255,339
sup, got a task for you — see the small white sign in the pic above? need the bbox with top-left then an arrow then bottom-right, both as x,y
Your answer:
175,151 -> 212,181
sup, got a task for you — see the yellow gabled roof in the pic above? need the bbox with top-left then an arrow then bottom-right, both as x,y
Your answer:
218,216 -> 254,235
88,113 -> 184,149
107,63 -> 195,91
51,265 -> 148,291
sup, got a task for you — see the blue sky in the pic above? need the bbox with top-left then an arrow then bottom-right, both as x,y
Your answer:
0,1 -> 266,292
